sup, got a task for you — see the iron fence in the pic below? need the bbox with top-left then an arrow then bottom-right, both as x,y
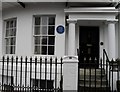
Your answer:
78,49 -> 120,92
0,56 -> 63,92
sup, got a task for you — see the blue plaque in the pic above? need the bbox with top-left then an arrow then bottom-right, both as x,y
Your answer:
56,25 -> 64,34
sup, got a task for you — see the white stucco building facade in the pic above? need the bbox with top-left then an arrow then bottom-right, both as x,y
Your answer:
0,1 -> 119,60
0,0 -> 120,91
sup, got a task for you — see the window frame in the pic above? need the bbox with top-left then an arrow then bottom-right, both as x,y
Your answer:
4,18 -> 17,54
33,15 -> 56,55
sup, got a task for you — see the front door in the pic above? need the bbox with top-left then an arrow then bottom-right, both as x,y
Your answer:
79,26 -> 99,68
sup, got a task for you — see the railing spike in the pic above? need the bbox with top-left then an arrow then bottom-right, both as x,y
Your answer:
89,57 -> 92,61
12,56 -> 14,59
111,58 -> 114,62
2,56 -> 5,60
16,56 -> 18,60
95,57 -> 97,61
60,57 -> 63,61
84,57 -> 86,61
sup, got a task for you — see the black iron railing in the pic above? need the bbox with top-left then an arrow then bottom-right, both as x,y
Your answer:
0,56 -> 63,92
78,49 -> 120,92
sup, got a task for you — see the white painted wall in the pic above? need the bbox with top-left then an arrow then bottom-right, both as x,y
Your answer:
2,4 -> 119,59
0,1 -> 2,57
2,3 -> 65,58
118,14 -> 120,58
115,23 -> 118,58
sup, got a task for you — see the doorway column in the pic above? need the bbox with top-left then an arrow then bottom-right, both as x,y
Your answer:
67,19 -> 77,56
107,20 -> 117,60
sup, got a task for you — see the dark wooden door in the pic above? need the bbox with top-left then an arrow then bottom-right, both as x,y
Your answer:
79,26 -> 99,68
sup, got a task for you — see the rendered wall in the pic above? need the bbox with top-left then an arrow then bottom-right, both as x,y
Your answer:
0,1 -> 2,57
2,3 -> 65,58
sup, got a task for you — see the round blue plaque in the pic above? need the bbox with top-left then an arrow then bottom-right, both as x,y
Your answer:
56,25 -> 64,34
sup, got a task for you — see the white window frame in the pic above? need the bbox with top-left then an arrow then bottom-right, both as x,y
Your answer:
4,18 -> 17,54
33,15 -> 55,55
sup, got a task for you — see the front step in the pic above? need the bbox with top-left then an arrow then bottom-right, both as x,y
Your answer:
79,68 -> 107,80
79,79 -> 108,86
79,68 -> 105,75
80,74 -> 107,80
79,68 -> 109,92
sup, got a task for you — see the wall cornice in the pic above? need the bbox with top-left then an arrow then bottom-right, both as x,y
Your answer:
64,7 -> 118,15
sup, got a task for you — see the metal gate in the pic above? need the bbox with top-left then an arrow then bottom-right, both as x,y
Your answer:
78,49 -> 120,92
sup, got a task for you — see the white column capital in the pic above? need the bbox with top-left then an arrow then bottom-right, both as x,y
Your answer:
106,19 -> 118,24
67,19 -> 77,24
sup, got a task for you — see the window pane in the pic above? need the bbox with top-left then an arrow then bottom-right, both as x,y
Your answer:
48,36 -> 55,45
47,80 -> 53,89
41,46 -> 47,55
13,29 -> 16,36
34,37 -> 40,45
6,30 -> 9,37
35,17 -> 41,25
11,38 -> 16,45
34,26 -> 40,35
49,17 -> 55,25
40,80 -> 46,89
13,20 -> 16,27
42,17 -> 47,25
10,20 -> 14,27
6,39 -> 9,45
42,36 -> 47,45
6,21 -> 9,28
9,29 -> 12,36
6,39 -> 8,45
11,46 -> 15,54
10,46 -> 15,54
6,46 -> 9,54
11,29 -> 16,36
48,26 -> 55,35
48,46 -> 54,55
34,46 -> 40,54
42,26 -> 47,35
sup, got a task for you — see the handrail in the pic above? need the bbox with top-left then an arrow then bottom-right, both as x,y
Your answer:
103,49 -> 109,62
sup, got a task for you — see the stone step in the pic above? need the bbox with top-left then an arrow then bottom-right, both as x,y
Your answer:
79,68 -> 105,76
79,74 -> 107,80
79,79 -> 108,86
79,84 -> 109,87
79,68 -> 109,92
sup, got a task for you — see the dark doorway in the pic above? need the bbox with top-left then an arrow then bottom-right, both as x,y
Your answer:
79,26 -> 99,68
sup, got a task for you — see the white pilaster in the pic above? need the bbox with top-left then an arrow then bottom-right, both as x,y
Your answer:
63,56 -> 78,92
107,20 -> 117,60
67,19 -> 77,56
